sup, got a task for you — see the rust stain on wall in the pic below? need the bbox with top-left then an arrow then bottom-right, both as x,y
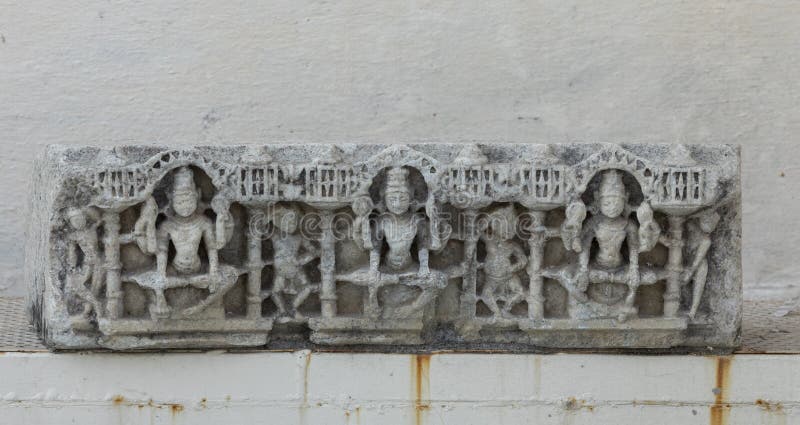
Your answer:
299,352 -> 312,425
756,398 -> 787,425
303,352 -> 312,406
755,398 -> 783,412
564,397 -> 595,412
710,356 -> 731,425
533,356 -> 542,397
110,395 -> 184,415
413,354 -> 431,425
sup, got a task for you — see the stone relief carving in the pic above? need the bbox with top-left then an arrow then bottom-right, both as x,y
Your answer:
477,204 -> 528,319
336,166 -> 447,321
27,143 -> 742,350
682,210 -> 720,319
266,204 -> 320,320
554,170 -> 662,322
64,206 -> 105,330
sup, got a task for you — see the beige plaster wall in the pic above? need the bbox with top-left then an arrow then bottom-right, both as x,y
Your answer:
2,0 -> 798,296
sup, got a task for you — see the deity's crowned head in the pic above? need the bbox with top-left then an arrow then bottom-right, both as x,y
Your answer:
172,167 -> 200,218
698,210 -> 721,233
273,204 -> 300,233
384,167 -> 412,215
66,207 -> 87,230
597,170 -> 627,218
485,204 -> 517,240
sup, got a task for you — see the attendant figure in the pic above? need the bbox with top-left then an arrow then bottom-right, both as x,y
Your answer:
682,210 -> 720,319
269,204 -> 319,318
65,206 -> 104,321
479,204 -> 527,318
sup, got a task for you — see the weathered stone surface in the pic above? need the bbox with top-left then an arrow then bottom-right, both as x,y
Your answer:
25,143 -> 741,351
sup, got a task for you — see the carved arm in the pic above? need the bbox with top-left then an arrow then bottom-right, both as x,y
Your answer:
418,247 -> 430,275
156,225 -> 169,276
203,223 -> 219,276
575,233 -> 593,291
297,238 -> 319,265
416,215 -> 431,275
636,202 -> 661,252
510,243 -> 528,273
626,221 -> 640,286
684,234 -> 712,284
561,201 -> 587,252
67,239 -> 78,271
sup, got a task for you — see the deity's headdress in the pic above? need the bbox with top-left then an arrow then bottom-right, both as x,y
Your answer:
598,170 -> 627,199
697,209 -> 721,233
384,167 -> 410,194
272,203 -> 300,222
484,203 -> 517,236
487,203 -> 516,223
66,206 -> 84,219
173,167 -> 197,194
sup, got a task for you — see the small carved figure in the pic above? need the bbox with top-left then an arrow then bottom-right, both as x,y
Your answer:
156,167 -> 219,279
561,201 -> 587,252
636,202 -> 661,252
478,204 -> 528,318
140,167 -> 222,318
125,170 -> 238,320
575,170 -> 661,321
268,204 -> 319,318
682,210 -> 720,318
134,196 -> 158,255
371,167 -> 431,277
351,195 -> 374,250
65,206 -> 104,323
334,166 -> 446,319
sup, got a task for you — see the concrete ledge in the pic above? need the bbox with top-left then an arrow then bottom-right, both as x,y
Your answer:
2,298 -> 799,423
0,351 -> 797,424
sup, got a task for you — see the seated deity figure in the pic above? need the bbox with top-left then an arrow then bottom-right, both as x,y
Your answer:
336,166 -> 447,319
479,204 -> 528,318
268,204 -> 319,319
576,170 -> 660,321
156,166 -> 219,281
125,166 -> 239,320
65,206 -> 104,324
370,167 -> 431,278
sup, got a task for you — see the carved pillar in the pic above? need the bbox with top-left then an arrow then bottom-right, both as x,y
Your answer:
460,210 -> 479,319
664,215 -> 686,317
246,208 -> 263,319
103,211 -> 122,319
319,210 -> 337,318
527,211 -> 547,320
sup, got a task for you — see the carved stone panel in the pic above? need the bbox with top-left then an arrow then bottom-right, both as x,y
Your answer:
25,143 -> 741,351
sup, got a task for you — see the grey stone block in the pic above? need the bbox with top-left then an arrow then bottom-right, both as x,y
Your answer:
25,143 -> 741,351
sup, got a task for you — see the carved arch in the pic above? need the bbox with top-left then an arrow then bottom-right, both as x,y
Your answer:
356,145 -> 441,191
88,150 -> 236,208
141,149 -> 234,193
570,146 -> 657,199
